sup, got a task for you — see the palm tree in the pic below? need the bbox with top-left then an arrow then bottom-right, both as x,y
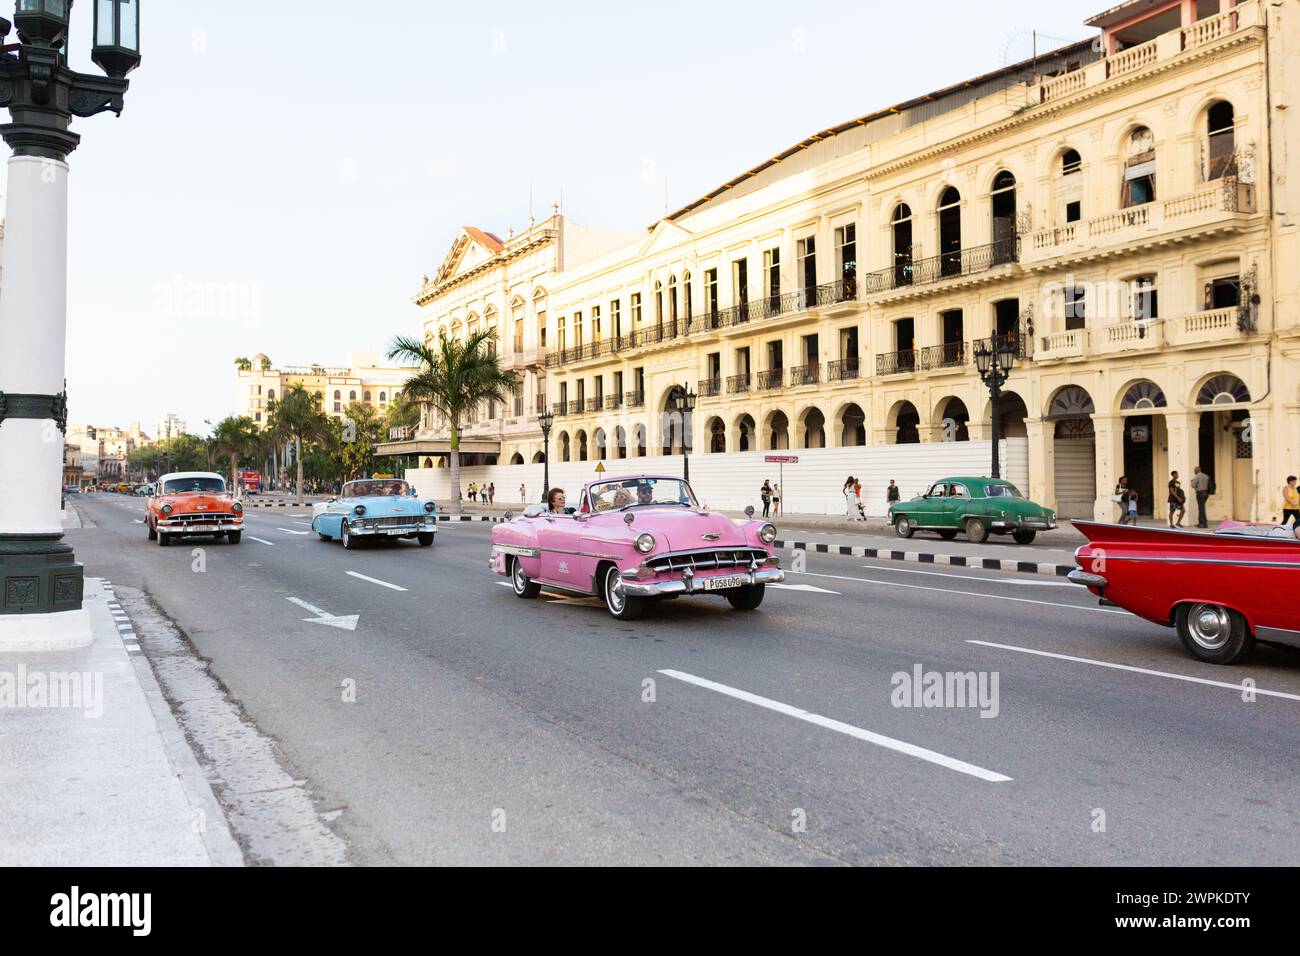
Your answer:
210,416 -> 257,494
388,329 -> 516,514
235,356 -> 252,372
267,382 -> 331,503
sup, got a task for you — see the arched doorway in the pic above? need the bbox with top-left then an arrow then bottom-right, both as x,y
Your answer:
634,423 -> 647,457
891,204 -> 913,286
840,404 -> 866,446
1194,374 -> 1253,519
708,417 -> 726,453
559,432 -> 571,462
937,397 -> 970,441
576,429 -> 589,461
532,451 -> 546,464
990,171 -> 1017,264
510,453 -> 524,465
892,401 -> 920,444
1046,385 -> 1096,519
614,425 -> 627,459
801,407 -> 826,448
593,428 -> 607,461
767,411 -> 790,450
736,414 -> 756,451
1120,380 -> 1167,516
661,386 -> 685,455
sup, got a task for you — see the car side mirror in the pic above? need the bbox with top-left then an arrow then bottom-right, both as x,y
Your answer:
745,505 -> 755,518
565,506 -> 577,515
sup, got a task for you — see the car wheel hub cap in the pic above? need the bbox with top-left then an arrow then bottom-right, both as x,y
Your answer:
608,571 -> 625,612
1190,604 -> 1230,649
514,564 -> 526,591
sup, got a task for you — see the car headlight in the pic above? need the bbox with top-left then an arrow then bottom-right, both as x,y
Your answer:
354,505 -> 366,516
424,501 -> 435,513
758,523 -> 777,543
161,504 -> 173,515
635,532 -> 655,553
231,502 -> 243,514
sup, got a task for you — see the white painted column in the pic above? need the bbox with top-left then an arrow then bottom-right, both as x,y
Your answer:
0,156 -> 69,536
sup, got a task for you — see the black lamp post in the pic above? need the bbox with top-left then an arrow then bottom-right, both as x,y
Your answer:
0,0 -> 139,643
538,408 -> 554,503
975,339 -> 1017,479
672,384 -> 697,483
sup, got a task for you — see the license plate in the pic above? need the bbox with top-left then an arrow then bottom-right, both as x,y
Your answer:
187,525 -> 217,532
703,574 -> 748,591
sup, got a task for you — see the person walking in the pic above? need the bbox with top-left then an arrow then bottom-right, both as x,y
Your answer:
488,482 -> 495,505
854,477 -> 865,520
1114,476 -> 1135,524
1190,466 -> 1211,529
886,479 -> 901,508
1283,475 -> 1300,528
760,480 -> 772,518
468,482 -> 476,503
1167,471 -> 1186,528
771,483 -> 781,516
842,476 -> 856,520
520,482 -> 526,504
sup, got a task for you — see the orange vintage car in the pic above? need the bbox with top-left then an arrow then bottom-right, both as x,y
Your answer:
146,471 -> 244,546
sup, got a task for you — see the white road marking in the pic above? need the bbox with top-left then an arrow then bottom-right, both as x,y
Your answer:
247,536 -> 276,546
285,596 -> 359,631
968,640 -> 1300,702
791,569 -> 1120,615
496,581 -> 513,588
855,563 -> 1076,588
659,669 -> 1012,783
132,519 -> 143,524
277,528 -> 310,535
345,571 -> 408,592
769,583 -> 841,594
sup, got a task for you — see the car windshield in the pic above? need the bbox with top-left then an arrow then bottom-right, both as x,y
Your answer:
588,477 -> 698,511
985,483 -> 1025,498
344,480 -> 410,498
162,477 -> 225,495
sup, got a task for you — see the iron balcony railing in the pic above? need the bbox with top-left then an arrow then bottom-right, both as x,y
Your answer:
757,368 -> 784,391
604,394 -> 621,410
919,341 -> 967,371
876,349 -> 917,375
727,373 -> 752,394
568,400 -> 582,415
789,363 -> 820,386
552,401 -> 567,417
862,237 -> 1020,294
972,329 -> 1031,360
586,397 -> 601,412
828,357 -> 860,381
624,390 -> 645,408
698,377 -> 721,398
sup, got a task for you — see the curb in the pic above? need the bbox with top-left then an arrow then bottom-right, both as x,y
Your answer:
775,539 -> 1075,578
436,514 -> 506,523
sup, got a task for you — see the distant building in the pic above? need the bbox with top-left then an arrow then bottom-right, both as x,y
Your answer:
236,352 -> 416,429
154,413 -> 185,442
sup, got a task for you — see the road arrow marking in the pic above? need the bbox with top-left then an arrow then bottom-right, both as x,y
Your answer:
770,583 -> 840,594
286,597 -> 359,631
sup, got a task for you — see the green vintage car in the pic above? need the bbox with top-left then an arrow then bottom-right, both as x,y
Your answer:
889,477 -> 1057,544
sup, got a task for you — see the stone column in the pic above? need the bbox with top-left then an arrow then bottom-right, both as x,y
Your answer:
1090,414 -> 1124,521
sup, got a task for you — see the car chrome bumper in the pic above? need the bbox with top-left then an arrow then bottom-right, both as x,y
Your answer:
1067,569 -> 1107,589
350,523 -> 435,536
992,520 -> 1056,530
622,567 -> 786,597
158,521 -> 244,533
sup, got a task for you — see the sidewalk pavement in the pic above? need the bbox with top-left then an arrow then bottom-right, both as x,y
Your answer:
0,508 -> 242,864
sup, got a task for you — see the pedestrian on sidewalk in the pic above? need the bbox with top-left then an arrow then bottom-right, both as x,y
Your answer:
488,482 -> 495,505
760,480 -> 772,518
854,477 -> 865,520
1190,465 -> 1211,528
886,480 -> 901,509
842,476 -> 856,520
468,482 -> 476,503
520,482 -> 526,504
1114,476 -> 1135,524
1127,489 -> 1139,524
771,483 -> 781,516
1168,471 -> 1186,528
1283,475 -> 1300,528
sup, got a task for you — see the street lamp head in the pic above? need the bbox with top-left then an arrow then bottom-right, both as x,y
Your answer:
684,385 -> 697,413
974,343 -> 992,375
14,0 -> 69,48
996,342 -> 1016,375
538,409 -> 553,435
0,15 -> 11,40
91,0 -> 141,78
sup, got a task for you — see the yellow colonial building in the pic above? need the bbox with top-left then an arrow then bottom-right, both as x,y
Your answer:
401,0 -> 1299,522
236,352 -> 414,430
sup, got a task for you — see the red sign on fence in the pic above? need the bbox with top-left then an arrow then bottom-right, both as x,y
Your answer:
764,455 -> 799,464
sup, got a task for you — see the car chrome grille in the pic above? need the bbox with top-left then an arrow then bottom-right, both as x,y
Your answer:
165,512 -> 237,525
370,516 -> 420,528
645,548 -> 767,573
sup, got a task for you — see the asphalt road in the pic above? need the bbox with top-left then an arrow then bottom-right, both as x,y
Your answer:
68,493 -> 1300,865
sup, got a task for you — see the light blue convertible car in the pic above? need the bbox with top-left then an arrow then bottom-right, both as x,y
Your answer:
311,479 -> 438,550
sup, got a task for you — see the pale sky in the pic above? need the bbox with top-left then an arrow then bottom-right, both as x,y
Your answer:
2,0 -> 1107,438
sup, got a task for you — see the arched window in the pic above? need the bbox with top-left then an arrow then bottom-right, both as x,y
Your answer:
891,204 -> 913,286
667,275 -> 678,332
655,281 -> 664,329
333,390 -> 341,400
379,391 -> 387,403
1122,127 -> 1156,207
364,391 -> 371,402
267,389 -> 275,401
1207,101 -> 1235,180
1061,149 -> 1082,176
990,172 -> 1017,264
349,390 -> 356,401
937,187 -> 962,276
681,270 -> 692,321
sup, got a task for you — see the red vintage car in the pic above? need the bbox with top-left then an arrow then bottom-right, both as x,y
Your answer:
1069,520 -> 1300,664
146,471 -> 244,546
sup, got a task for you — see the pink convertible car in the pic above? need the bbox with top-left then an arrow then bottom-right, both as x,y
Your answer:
490,474 -> 785,619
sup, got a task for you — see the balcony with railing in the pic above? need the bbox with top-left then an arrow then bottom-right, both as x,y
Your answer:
1100,320 -> 1162,353
698,377 -> 721,398
862,237 -> 1019,299
876,349 -> 917,376
727,373 -> 752,395
1037,328 -> 1089,361
1171,307 -> 1242,348
789,363 -> 820,387
918,342 -> 966,372
972,330 -> 1030,361
827,357 -> 861,382
1027,180 -> 1256,265
757,368 -> 784,391
585,397 -> 601,413
624,390 -> 645,408
552,401 -> 567,417
604,394 -> 621,410
568,399 -> 582,415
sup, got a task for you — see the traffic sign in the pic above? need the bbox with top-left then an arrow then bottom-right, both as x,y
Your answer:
595,462 -> 606,474
764,455 -> 799,463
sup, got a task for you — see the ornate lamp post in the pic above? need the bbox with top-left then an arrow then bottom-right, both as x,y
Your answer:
0,0 -> 140,648
537,408 -> 553,503
974,339 -> 1016,479
672,384 -> 697,483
